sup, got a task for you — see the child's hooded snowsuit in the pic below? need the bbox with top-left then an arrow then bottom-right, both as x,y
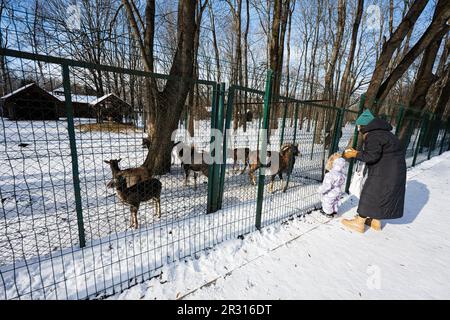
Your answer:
318,157 -> 346,214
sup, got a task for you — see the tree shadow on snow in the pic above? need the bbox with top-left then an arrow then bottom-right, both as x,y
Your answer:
387,180 -> 429,225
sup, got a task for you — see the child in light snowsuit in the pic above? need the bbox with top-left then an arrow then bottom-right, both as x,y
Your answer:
318,154 -> 346,217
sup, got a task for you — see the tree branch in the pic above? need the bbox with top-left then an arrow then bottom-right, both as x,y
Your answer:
121,0 -> 151,71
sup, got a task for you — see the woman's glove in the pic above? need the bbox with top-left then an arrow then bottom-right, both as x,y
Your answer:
343,148 -> 358,159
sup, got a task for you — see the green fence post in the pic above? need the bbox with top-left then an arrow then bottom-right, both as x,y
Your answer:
207,83 -> 219,213
284,102 -> 300,192
448,120 -> 450,151
395,106 -> 405,137
439,118 -> 449,155
279,101 -> 288,146
421,113 -> 431,153
404,115 -> 417,155
427,114 -> 438,160
255,70 -> 273,230
212,83 -> 226,211
292,102 -> 300,143
445,116 -> 450,152
62,64 -> 85,248
329,108 -> 344,157
217,85 -> 235,210
345,94 -> 365,194
412,113 -> 429,167
310,111 -> 319,160
432,115 -> 444,154
285,102 -> 299,190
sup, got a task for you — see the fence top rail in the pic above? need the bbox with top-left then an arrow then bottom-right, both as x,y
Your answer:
273,95 -> 362,114
229,84 -> 266,96
229,83 -> 364,114
0,48 -> 218,87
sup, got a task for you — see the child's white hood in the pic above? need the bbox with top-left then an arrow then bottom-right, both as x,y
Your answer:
331,158 -> 346,172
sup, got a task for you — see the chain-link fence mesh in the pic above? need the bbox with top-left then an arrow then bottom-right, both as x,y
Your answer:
1,5 -> 450,301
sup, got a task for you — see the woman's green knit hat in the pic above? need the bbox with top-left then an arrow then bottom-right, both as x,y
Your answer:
356,109 -> 375,125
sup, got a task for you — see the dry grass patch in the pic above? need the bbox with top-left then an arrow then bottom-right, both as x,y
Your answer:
75,122 -> 141,134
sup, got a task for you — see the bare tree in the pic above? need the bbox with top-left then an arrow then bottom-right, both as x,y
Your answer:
337,0 -> 363,109
364,0 -> 429,112
323,0 -> 346,103
269,0 -> 290,98
208,1 -> 221,82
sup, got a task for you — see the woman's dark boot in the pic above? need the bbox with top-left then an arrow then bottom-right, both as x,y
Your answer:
365,218 -> 382,231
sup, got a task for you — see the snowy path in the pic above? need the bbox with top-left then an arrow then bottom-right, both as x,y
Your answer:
112,152 -> 450,300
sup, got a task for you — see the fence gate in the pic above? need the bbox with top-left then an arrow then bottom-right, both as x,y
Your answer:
213,83 -> 268,238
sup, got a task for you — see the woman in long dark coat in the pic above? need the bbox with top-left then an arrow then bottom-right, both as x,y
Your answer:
342,110 -> 406,233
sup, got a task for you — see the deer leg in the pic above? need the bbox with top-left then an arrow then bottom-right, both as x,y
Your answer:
129,206 -> 134,228
106,179 -> 115,188
184,168 -> 189,186
130,205 -> 139,229
269,175 -> 275,193
240,161 -> 248,175
154,197 -> 161,218
249,168 -> 256,186
278,172 -> 286,192
194,172 -> 198,190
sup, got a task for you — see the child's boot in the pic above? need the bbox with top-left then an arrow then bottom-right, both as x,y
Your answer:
320,209 -> 335,218
341,215 -> 366,233
327,212 -> 337,218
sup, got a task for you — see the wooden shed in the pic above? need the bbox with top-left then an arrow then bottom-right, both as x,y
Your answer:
52,87 -> 97,118
90,93 -> 133,123
0,83 -> 62,120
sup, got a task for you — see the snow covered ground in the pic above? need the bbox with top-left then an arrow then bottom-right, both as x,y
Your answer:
112,151 -> 450,300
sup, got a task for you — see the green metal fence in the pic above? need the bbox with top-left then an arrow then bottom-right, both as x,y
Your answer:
1,11 -> 450,298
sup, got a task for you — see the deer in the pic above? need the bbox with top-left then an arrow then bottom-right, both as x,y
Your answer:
173,141 -> 210,190
112,173 -> 162,229
248,143 -> 300,193
105,159 -> 151,189
104,138 -> 153,189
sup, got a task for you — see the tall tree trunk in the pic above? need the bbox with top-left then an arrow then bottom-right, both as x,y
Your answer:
208,2 -> 221,82
307,1 -> 322,100
269,0 -> 289,131
123,0 -> 197,175
187,1 -> 208,137
228,0 -> 243,131
323,0 -> 346,103
389,0 -> 394,37
243,0 -> 250,132
337,0 -> 363,109
269,0 -> 290,98
285,1 -> 295,124
316,0 -> 346,144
